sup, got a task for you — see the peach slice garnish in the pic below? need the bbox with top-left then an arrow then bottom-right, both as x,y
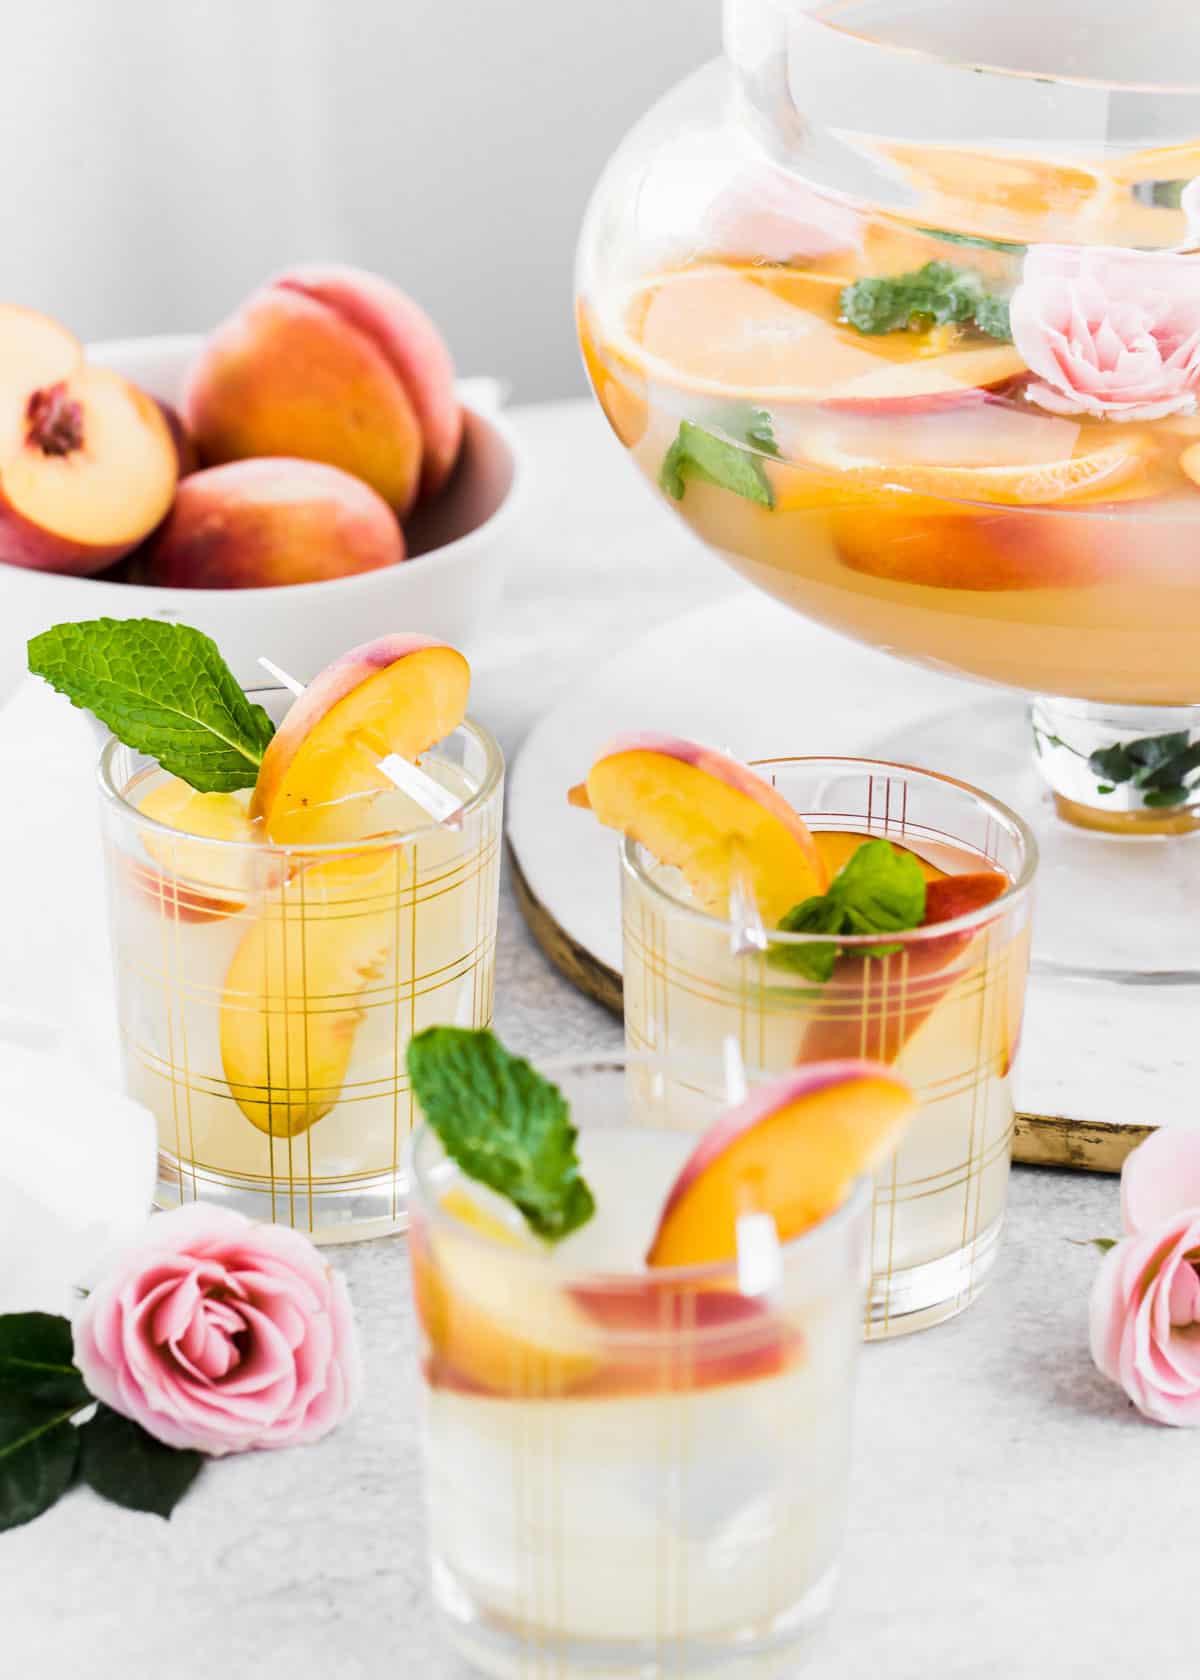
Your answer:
646,1061 -> 916,1268
133,778 -> 261,922
252,635 -> 471,846
220,848 -> 403,1137
570,734 -> 827,924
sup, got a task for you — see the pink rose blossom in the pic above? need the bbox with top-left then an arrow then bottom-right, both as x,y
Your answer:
1089,1129 -> 1200,1426
74,1205 -> 362,1456
1010,244 -> 1200,420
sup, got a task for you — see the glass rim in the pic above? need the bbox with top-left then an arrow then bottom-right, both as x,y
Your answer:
409,1048 -> 872,1290
621,753 -> 1037,946
95,687 -> 505,857
806,0 -> 1200,96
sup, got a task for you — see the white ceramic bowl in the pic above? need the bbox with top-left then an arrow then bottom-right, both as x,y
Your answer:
1,333 -> 527,702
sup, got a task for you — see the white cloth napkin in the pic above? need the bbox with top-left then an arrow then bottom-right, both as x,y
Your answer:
0,1013 -> 156,1316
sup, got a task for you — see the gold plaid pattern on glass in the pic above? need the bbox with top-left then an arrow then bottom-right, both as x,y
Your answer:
621,758 -> 1036,1338
99,704 -> 503,1241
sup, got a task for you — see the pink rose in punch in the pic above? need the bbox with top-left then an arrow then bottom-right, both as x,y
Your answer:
1011,244 -> 1200,421
74,1205 -> 363,1455
1089,1128 -> 1200,1426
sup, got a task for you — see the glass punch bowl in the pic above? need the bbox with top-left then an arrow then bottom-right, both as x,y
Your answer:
577,0 -> 1200,982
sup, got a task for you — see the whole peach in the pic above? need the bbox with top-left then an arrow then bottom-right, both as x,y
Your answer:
143,458 -> 404,589
183,266 -> 462,511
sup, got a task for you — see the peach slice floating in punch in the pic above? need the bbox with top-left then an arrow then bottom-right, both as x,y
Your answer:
220,846 -> 407,1138
252,635 -> 471,846
646,1061 -> 916,1268
569,734 -> 827,924
131,779 -> 262,923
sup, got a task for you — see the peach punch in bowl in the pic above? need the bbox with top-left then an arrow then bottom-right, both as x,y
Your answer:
576,0 -> 1200,985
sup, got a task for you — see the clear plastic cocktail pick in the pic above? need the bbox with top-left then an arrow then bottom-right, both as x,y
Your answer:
724,1035 -> 784,1298
727,842 -> 769,957
257,657 -> 466,828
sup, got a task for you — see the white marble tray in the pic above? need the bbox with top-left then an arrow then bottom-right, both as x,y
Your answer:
508,591 -> 1194,1170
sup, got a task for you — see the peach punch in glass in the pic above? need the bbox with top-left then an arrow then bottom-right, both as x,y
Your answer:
406,1027 -> 916,1677
29,617 -> 502,1241
571,738 -> 1036,1335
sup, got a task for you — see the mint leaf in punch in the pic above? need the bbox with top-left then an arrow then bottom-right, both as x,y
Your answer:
28,618 -> 275,794
407,1027 -> 595,1242
660,420 -> 775,508
77,1405 -> 203,1520
840,261 -> 1013,343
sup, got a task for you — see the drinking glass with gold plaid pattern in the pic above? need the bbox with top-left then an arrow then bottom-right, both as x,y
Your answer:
99,687 -> 503,1241
622,758 -> 1036,1337
410,1051 -> 870,1678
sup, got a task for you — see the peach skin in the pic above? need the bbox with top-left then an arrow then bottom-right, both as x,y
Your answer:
252,635 -> 471,845
274,265 -> 462,497
571,734 -> 827,924
184,286 -> 425,514
646,1060 -> 915,1267
144,459 -> 405,589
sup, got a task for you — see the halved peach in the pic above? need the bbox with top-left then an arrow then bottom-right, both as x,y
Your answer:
646,1060 -> 915,1267
220,848 -> 402,1137
252,636 -> 470,845
0,360 -> 178,575
570,734 -> 827,923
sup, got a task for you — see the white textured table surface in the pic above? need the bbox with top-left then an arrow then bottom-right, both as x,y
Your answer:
3,402 -> 1191,1680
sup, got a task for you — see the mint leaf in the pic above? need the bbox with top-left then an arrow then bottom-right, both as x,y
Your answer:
77,1405 -> 203,1519
840,261 -> 1012,342
1088,731 -> 1200,808
660,420 -> 775,508
0,1314 -> 89,1411
407,1027 -> 595,1242
0,1396 -> 80,1532
28,618 -> 275,794
769,839 -> 927,983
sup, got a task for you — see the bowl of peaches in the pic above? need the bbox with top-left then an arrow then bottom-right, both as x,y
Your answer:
0,265 -> 525,703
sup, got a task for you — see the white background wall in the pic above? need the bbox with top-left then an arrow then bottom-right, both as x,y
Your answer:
0,0 -> 720,400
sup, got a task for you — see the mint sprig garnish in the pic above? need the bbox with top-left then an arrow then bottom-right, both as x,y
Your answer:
407,1027 -> 595,1243
660,406 -> 779,508
28,618 -> 275,793
839,261 -> 1013,343
0,1313 -> 201,1529
769,839 -> 927,984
